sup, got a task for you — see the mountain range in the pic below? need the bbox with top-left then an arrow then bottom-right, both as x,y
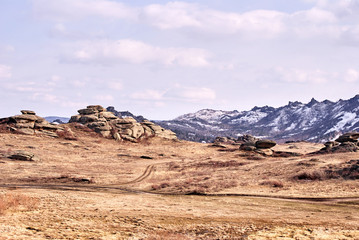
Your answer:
156,95 -> 359,143
45,95 -> 359,143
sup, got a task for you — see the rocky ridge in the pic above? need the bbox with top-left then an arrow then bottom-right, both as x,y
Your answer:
69,105 -> 176,142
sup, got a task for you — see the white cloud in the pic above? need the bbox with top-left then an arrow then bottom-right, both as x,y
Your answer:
276,67 -> 329,83
69,39 -> 211,67
0,64 -> 12,79
94,94 -> 114,101
130,90 -> 164,100
164,86 -> 216,102
344,68 -> 359,82
32,0 -> 359,42
108,81 -> 123,90
142,2 -> 287,37
32,0 -> 137,21
131,86 -> 216,102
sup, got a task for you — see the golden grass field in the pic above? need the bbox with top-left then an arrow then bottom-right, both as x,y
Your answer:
0,126 -> 358,239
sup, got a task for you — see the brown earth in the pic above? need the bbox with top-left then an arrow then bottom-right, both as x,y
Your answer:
0,129 -> 358,239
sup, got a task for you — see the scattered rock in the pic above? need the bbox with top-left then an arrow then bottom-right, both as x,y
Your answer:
8,151 -> 39,161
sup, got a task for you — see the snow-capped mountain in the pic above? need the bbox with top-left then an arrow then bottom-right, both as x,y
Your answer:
156,95 -> 359,143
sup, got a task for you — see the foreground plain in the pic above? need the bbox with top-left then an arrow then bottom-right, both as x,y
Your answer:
0,127 -> 358,239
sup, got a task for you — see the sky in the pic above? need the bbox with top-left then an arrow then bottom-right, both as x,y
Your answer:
1,0 -> 359,120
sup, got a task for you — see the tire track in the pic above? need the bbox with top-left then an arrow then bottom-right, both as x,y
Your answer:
1,163 -> 359,204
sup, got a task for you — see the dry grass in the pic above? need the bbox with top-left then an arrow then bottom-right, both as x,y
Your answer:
0,192 -> 39,215
0,132 -> 358,238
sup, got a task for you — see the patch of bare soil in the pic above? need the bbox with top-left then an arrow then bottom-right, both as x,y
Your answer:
0,132 -> 358,239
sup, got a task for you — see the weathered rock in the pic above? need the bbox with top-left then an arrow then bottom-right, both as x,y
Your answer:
0,110 -> 64,138
79,115 -> 98,123
142,125 -> 155,137
15,122 -> 35,129
69,115 -> 81,123
78,108 -> 98,115
332,142 -> 359,152
214,137 -> 236,144
131,123 -> 145,139
101,111 -> 117,120
255,148 -> 273,156
17,128 -> 35,135
21,110 -> 36,115
11,114 -> 38,122
113,132 -> 122,141
35,122 -> 63,131
240,145 -> 257,151
335,132 -> 359,143
87,105 -> 105,112
255,139 -> 277,149
324,141 -> 340,149
69,105 -> 177,142
8,151 -> 38,161
237,135 -> 258,143
35,130 -> 59,138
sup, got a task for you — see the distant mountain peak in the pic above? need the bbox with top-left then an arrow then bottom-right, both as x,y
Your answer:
156,94 -> 359,143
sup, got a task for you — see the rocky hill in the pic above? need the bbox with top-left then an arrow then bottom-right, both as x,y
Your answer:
157,95 -> 359,143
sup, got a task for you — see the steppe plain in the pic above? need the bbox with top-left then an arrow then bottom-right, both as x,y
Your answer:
0,125 -> 358,239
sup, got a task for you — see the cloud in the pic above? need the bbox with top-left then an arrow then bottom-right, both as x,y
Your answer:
275,67 -> 329,83
32,0 -> 136,21
130,89 -> 164,100
164,86 -> 216,102
0,65 -> 12,79
108,81 -> 123,91
131,86 -> 216,102
68,39 -> 211,67
141,2 -> 287,37
94,94 -> 114,101
344,68 -> 359,82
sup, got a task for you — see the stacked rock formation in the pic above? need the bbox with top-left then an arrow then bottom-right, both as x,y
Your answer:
320,132 -> 359,153
69,105 -> 177,142
0,110 -> 63,137
238,135 -> 277,155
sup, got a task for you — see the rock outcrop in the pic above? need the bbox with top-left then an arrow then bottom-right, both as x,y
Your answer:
69,105 -> 177,142
316,132 -> 359,153
0,110 -> 63,137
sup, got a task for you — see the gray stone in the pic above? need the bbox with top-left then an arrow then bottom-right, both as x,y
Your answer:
255,139 -> 277,149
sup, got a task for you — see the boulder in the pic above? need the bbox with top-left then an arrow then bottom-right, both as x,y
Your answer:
255,139 -> 277,149
335,132 -> 359,143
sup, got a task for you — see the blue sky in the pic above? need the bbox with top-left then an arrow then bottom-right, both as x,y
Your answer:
1,0 -> 359,119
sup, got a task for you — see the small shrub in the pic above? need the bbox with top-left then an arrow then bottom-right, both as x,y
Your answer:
260,180 -> 284,188
56,127 -> 77,140
293,170 -> 326,181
